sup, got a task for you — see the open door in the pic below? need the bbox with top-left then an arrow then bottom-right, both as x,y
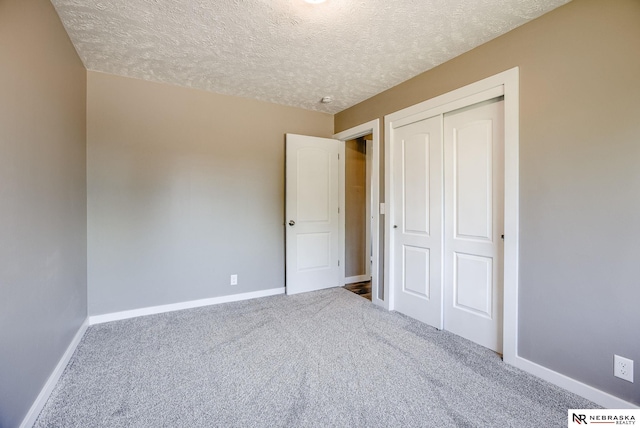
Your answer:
285,134 -> 343,295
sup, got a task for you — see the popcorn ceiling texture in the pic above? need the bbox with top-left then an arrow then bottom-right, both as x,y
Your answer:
51,0 -> 570,113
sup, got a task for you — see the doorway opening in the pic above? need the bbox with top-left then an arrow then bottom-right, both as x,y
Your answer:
284,120 -> 382,307
334,120 -> 382,307
343,134 -> 373,300
344,280 -> 372,300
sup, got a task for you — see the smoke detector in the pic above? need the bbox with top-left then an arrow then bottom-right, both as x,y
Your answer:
320,96 -> 333,104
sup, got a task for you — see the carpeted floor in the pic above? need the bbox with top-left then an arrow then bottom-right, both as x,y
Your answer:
35,288 -> 597,427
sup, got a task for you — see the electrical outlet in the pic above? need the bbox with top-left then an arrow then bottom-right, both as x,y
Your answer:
230,274 -> 238,286
614,354 -> 634,383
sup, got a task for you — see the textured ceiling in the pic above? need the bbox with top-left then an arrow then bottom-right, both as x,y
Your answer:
52,0 -> 570,114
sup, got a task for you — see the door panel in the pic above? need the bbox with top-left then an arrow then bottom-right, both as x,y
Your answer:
403,135 -> 430,234
455,121 -> 492,239
297,148 -> 331,222
454,252 -> 492,317
404,246 -> 430,298
297,233 -> 331,271
444,99 -> 504,352
392,116 -> 442,328
286,134 -> 341,295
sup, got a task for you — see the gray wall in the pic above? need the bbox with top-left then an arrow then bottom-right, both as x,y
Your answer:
87,71 -> 334,315
0,0 -> 88,426
336,0 -> 640,405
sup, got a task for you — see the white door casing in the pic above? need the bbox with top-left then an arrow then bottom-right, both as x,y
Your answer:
365,139 -> 373,280
392,116 -> 443,328
443,99 -> 505,353
334,119 -> 382,308
285,134 -> 342,295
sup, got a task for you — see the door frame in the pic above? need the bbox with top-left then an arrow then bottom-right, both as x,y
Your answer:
334,119 -> 382,308
384,68 -> 519,364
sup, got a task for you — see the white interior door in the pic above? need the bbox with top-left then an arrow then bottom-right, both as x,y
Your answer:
392,116 -> 443,328
285,134 -> 342,295
443,99 -> 505,352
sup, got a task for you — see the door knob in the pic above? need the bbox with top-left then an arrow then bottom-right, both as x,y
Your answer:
393,225 -> 398,228
289,220 -> 296,226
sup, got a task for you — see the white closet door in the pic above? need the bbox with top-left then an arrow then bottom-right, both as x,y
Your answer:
443,99 -> 505,352
392,116 -> 443,328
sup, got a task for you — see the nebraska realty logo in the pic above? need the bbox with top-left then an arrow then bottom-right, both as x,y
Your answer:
569,409 -> 639,426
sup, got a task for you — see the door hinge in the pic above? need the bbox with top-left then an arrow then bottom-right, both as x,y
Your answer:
338,153 -> 340,160
338,206 -> 340,214
338,260 -> 340,266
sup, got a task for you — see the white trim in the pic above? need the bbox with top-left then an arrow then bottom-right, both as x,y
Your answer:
384,67 -> 520,362
20,318 -> 89,428
334,119 -> 383,308
392,86 -> 505,129
514,356 -> 639,409
339,142 -> 346,290
501,68 -> 520,365
345,275 -> 371,284
385,74 -> 511,123
384,120 -> 393,311
365,138 -> 373,280
89,288 -> 285,325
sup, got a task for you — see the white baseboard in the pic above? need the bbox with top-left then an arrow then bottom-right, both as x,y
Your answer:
20,318 -> 89,428
89,287 -> 285,325
344,275 -> 371,285
514,356 -> 639,409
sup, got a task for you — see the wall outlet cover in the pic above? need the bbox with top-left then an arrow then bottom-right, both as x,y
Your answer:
614,354 -> 634,383
230,274 -> 238,286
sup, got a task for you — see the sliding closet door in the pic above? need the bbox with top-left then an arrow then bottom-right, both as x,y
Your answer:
392,116 -> 443,328
443,99 -> 505,353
